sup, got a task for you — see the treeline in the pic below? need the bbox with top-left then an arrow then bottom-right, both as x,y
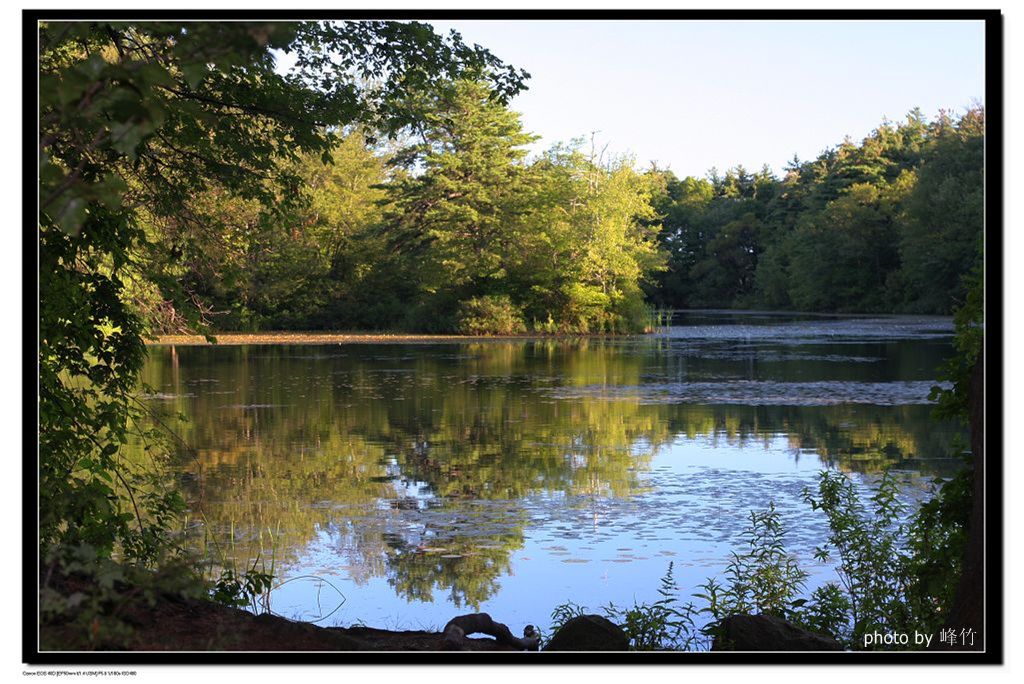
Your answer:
138,80 -> 665,335
648,107 -> 984,314
135,87 -> 983,336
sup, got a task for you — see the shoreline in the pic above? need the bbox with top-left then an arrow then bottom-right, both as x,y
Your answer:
146,331 -> 654,346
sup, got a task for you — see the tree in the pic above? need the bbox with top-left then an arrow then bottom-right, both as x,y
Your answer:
689,212 -> 763,306
160,131 -> 394,331
519,143 -> 666,332
384,79 -> 537,329
896,108 -> 984,314
785,176 -> 911,312
938,271 -> 985,650
382,87 -> 665,334
647,171 -> 715,308
38,20 -> 527,565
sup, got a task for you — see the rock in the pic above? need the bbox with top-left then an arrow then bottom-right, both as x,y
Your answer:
543,615 -> 629,651
711,614 -> 842,651
441,613 -> 540,651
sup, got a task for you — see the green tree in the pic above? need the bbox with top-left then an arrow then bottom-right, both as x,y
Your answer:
646,171 -> 715,308
171,131 -> 394,331
384,79 -> 538,329
896,108 -> 984,314
521,144 -> 667,332
786,175 -> 913,312
382,87 -> 665,334
640,108 -> 981,315
689,212 -> 763,306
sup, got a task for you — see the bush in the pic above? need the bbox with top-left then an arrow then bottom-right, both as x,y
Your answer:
455,295 -> 527,335
545,470 -> 956,652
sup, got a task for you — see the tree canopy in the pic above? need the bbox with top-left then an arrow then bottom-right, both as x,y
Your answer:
152,78 -> 669,336
646,108 -> 984,315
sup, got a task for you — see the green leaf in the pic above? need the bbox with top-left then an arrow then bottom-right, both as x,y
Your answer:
49,196 -> 88,235
109,119 -> 153,157
181,62 -> 208,89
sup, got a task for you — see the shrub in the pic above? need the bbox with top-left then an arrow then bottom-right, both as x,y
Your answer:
800,470 -> 917,648
546,566 -> 701,651
546,469 -> 957,652
456,295 -> 527,335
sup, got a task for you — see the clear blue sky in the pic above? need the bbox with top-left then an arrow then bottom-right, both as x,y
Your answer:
422,19 -> 985,178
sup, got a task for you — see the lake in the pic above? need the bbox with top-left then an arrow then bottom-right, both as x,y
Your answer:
136,312 -> 962,634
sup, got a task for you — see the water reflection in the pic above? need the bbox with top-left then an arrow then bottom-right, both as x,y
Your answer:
133,315 -> 961,626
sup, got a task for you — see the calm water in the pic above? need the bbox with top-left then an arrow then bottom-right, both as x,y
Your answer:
136,312 -> 961,632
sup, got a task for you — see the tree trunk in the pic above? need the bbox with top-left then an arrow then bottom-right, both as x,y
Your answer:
441,613 -> 539,651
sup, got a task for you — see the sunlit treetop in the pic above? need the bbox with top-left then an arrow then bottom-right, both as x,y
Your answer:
38,20 -> 530,236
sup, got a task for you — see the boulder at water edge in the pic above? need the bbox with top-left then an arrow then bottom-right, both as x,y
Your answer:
543,615 -> 630,651
711,614 -> 843,651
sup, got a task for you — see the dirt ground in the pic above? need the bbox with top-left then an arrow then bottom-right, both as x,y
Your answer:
41,589 -> 518,652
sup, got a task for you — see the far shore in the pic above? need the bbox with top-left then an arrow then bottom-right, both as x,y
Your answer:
146,331 -> 654,346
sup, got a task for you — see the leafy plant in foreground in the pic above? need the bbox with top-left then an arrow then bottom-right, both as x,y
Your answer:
210,565 -> 275,613
547,600 -> 588,637
547,471 -> 958,652
696,502 -> 809,641
801,470 -> 914,648
603,562 -> 702,650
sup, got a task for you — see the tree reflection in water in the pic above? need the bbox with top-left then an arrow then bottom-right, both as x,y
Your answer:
128,330 -> 961,613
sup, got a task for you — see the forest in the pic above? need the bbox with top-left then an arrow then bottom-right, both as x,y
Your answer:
125,83 -> 984,336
